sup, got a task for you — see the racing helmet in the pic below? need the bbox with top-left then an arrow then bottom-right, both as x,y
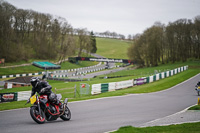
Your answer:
30,77 -> 40,88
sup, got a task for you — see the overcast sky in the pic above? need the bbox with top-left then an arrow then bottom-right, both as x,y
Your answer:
5,0 -> 200,37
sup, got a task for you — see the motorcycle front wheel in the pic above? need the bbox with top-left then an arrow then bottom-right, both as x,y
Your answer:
30,106 -> 45,124
60,106 -> 71,121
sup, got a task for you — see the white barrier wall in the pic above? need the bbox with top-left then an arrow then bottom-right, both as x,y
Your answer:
91,80 -> 134,95
156,74 -> 159,81
161,72 -> 165,79
149,76 -> 154,83
18,91 -> 31,101
174,69 -> 177,74
166,71 -> 169,77
171,70 -> 174,76
108,82 -> 116,92
91,84 -> 101,95
115,80 -> 133,90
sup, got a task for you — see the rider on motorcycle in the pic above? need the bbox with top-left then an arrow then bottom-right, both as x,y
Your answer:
29,77 -> 59,104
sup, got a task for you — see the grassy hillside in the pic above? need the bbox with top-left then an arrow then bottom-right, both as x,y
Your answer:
96,38 -> 131,59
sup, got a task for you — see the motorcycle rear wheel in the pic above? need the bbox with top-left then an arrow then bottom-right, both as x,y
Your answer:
60,106 -> 71,121
30,106 -> 45,124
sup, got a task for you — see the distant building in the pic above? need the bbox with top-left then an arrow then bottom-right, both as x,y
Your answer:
4,76 -> 33,89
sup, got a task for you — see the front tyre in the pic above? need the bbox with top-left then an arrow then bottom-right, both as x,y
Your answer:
30,106 -> 45,124
60,106 -> 71,121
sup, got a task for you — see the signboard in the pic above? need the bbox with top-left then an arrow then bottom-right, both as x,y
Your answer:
81,84 -> 86,88
135,78 -> 146,85
0,93 -> 17,103
69,57 -> 136,64
80,83 -> 90,95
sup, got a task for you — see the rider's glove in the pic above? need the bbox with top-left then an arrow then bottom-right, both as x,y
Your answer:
40,88 -> 46,93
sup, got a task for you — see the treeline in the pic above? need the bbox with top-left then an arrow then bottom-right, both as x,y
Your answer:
128,17 -> 200,67
94,31 -> 125,40
0,0 -> 97,63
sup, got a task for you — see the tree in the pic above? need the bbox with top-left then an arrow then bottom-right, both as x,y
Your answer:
77,28 -> 90,57
0,1 -> 76,62
90,31 -> 97,53
128,17 -> 200,67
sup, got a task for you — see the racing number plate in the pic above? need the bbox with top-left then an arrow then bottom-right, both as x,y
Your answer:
30,95 -> 36,104
198,87 -> 200,90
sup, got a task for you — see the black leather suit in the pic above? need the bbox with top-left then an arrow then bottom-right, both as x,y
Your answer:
31,81 -> 56,103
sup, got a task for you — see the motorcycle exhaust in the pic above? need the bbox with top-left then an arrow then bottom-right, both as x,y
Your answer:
59,104 -> 66,116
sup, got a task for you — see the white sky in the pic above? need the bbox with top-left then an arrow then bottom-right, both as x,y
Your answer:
5,0 -> 200,37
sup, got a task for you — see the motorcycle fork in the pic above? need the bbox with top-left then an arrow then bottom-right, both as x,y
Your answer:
36,95 -> 42,117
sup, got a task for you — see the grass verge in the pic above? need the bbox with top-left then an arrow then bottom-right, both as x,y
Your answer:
188,105 -> 200,110
113,122 -> 200,133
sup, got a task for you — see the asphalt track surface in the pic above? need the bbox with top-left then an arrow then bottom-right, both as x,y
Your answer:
0,74 -> 200,133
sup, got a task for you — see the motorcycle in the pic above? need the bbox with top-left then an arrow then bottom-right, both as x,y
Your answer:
195,85 -> 200,96
26,93 -> 71,124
